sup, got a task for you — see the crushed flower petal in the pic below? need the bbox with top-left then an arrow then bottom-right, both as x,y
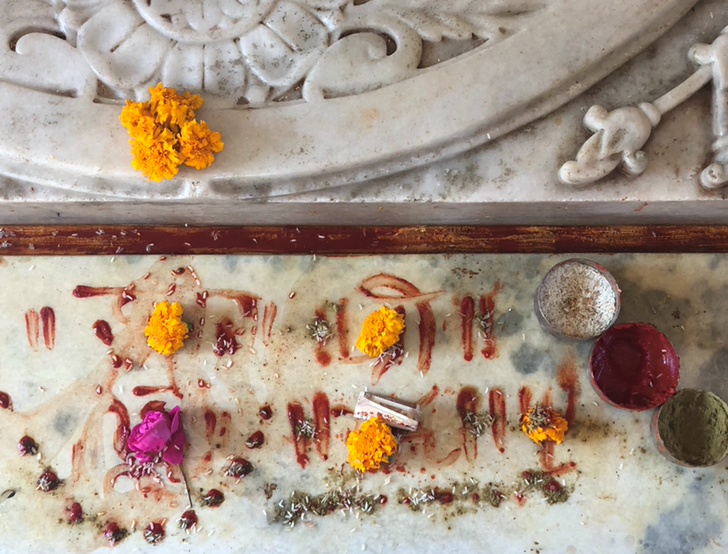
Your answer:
520,406 -> 568,444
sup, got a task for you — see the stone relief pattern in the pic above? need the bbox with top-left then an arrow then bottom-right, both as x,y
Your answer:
0,0 -> 545,107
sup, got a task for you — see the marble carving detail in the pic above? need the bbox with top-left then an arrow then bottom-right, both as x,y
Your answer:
2,0 -> 543,106
560,25 -> 728,189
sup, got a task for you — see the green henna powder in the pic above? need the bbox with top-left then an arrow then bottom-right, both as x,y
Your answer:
658,389 -> 728,466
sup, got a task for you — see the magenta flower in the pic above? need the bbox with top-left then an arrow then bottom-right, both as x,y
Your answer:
127,406 -> 185,464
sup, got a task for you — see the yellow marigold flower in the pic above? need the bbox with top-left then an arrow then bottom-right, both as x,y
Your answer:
130,128 -> 182,182
346,417 -> 398,472
356,307 -> 405,357
520,406 -> 568,444
144,301 -> 189,355
179,119 -> 225,170
120,100 -> 156,140
148,82 -> 203,126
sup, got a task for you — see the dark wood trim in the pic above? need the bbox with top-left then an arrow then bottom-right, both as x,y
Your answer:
1,225 -> 728,255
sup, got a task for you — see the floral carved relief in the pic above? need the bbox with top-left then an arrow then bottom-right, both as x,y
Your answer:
1,0 -> 545,106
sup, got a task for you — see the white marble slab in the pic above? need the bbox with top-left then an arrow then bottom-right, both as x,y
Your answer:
1,253 -> 727,554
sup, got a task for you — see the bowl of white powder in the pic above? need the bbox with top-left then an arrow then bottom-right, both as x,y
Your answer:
535,259 -> 620,340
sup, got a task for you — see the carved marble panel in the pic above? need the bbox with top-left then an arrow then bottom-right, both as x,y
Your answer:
0,0 -> 698,199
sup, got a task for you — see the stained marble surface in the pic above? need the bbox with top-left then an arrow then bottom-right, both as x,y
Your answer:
1,253 -> 728,554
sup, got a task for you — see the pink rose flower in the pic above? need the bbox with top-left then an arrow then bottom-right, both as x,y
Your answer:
127,406 -> 185,464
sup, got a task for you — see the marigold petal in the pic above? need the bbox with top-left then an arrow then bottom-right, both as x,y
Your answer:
356,307 -> 405,357
144,301 -> 189,354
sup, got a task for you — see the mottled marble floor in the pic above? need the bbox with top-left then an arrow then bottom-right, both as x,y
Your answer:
1,253 -> 727,554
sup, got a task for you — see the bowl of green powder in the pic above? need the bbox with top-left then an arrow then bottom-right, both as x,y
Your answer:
652,388 -> 728,467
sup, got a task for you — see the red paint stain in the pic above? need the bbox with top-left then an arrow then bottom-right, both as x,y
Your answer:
287,402 -> 310,468
40,307 -> 55,350
140,400 -> 166,418
204,410 -> 217,441
456,386 -> 481,461
416,302 -> 436,374
93,319 -> 114,346
196,291 -> 209,308
262,301 -> 277,346
518,386 -> 532,415
479,281 -> 502,359
25,309 -> 39,351
72,285 -> 117,298
313,392 -> 330,461
259,405 -> 273,420
0,391 -> 12,410
132,385 -> 171,397
107,398 -> 131,459
459,296 -> 475,361
213,317 -> 240,356
556,352 -> 581,425
489,388 -> 507,453
336,298 -> 350,358
331,404 -> 353,417
417,385 -> 440,407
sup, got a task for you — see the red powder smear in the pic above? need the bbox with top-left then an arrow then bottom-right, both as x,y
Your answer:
590,322 -> 679,411
262,301 -> 277,346
335,298 -> 350,358
40,307 -> 55,350
459,296 -> 475,361
287,402 -> 310,468
417,385 -> 440,407
479,281 -> 502,359
312,392 -> 330,461
25,309 -> 39,351
556,352 -> 581,424
314,308 -> 332,367
518,386 -> 532,415
456,386 -> 480,461
489,388 -> 507,453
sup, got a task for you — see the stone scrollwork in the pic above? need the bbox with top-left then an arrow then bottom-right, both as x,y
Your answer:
560,24 -> 728,189
0,0 -> 544,106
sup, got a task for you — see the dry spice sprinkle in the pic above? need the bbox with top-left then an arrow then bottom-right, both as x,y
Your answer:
144,301 -> 189,355
120,83 -> 224,181
356,307 -> 405,358
346,416 -> 398,472
520,406 -> 568,444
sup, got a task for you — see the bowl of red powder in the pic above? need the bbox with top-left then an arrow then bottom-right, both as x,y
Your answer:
589,322 -> 679,411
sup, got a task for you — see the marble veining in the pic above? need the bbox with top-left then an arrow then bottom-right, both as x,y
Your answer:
1,253 -> 728,553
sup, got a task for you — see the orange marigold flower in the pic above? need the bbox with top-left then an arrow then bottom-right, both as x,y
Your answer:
148,83 -> 203,126
356,307 -> 405,357
120,100 -> 156,140
179,119 -> 225,170
346,417 -> 398,472
144,301 -> 189,355
520,406 -> 568,444
130,128 -> 182,182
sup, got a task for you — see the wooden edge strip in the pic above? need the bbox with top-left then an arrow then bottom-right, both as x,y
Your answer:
1,225 -> 728,255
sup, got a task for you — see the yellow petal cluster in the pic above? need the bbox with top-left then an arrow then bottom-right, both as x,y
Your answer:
356,307 -> 405,357
144,301 -> 189,355
520,406 -> 568,444
346,417 -> 398,472
120,83 -> 224,181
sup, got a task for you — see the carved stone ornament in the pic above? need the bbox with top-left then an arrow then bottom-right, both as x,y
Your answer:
0,0 -> 698,198
560,24 -> 728,189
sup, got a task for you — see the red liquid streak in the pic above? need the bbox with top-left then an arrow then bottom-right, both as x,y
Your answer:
214,317 -> 240,356
25,309 -> 39,351
71,442 -> 84,483
314,308 -> 332,367
556,353 -> 581,425
479,282 -> 502,359
140,400 -> 166,418
262,301 -> 277,346
40,307 -> 55,350
417,385 -> 440,407
400,428 -> 462,466
0,391 -> 11,409
336,298 -> 350,358
518,386 -> 532,415
93,319 -> 114,346
107,399 -> 131,458
330,404 -> 353,417
313,392 -> 330,461
489,388 -> 507,453
287,402 -> 310,468
456,386 -> 481,460
72,285 -> 118,298
132,385 -> 171,397
459,296 -> 475,361
204,410 -> 217,441
416,302 -> 436,374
